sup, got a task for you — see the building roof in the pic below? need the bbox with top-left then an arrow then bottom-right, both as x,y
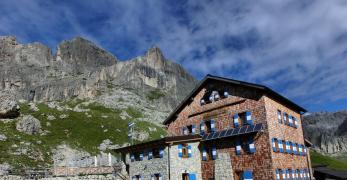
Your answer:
163,74 -> 307,125
114,134 -> 201,153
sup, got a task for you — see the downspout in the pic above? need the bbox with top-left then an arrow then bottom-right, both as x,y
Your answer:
301,112 -> 313,179
168,145 -> 171,180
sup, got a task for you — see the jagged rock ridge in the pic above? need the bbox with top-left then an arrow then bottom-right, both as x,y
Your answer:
302,110 -> 347,154
0,36 -> 197,122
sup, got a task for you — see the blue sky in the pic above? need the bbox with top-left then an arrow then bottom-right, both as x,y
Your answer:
1,0 -> 347,112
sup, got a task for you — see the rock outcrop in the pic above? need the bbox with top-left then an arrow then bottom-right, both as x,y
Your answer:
302,110 -> 347,154
0,36 -> 197,114
0,91 -> 20,118
16,115 -> 41,135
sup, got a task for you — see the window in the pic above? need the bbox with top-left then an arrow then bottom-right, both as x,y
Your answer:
233,111 -> 253,127
182,143 -> 189,158
183,125 -> 195,135
182,173 -> 189,180
239,112 -> 247,126
153,174 -> 160,180
277,110 -> 282,123
202,146 -> 216,161
133,175 -> 141,180
153,148 -> 160,158
202,120 -> 215,133
132,152 -> 142,161
234,171 -> 252,180
200,89 -> 230,105
290,142 -> 293,154
284,113 -> 289,126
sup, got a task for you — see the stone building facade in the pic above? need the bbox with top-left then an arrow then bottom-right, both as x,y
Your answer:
116,75 -> 312,180
116,135 -> 202,180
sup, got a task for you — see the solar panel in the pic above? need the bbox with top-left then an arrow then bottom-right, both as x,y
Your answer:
239,126 -> 247,134
244,125 -> 253,133
201,123 -> 263,141
225,128 -> 234,137
219,130 -> 227,138
212,131 -> 221,139
253,123 -> 263,131
205,133 -> 215,140
232,127 -> 240,135
202,134 -> 209,140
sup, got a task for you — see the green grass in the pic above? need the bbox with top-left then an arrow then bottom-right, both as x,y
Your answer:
147,89 -> 166,101
311,151 -> 347,170
0,100 -> 166,168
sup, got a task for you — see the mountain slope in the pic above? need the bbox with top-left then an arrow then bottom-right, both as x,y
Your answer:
303,110 -> 347,154
0,36 -> 197,170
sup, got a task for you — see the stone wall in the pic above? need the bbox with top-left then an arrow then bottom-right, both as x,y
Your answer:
169,142 -> 202,180
126,147 -> 169,179
214,152 -> 233,180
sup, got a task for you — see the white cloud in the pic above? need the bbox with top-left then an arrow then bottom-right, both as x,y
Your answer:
1,0 -> 346,111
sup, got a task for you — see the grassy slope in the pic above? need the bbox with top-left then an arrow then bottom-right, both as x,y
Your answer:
0,100 -> 166,168
311,151 -> 347,170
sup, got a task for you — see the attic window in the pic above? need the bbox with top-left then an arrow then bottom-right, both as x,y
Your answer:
200,89 -> 231,106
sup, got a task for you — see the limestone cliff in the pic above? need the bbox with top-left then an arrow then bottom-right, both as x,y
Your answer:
302,110 -> 347,155
0,36 -> 197,122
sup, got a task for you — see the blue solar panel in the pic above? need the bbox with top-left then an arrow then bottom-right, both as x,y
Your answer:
202,134 -> 208,140
219,130 -> 228,138
253,123 -> 262,131
232,127 -> 240,135
239,126 -> 247,134
205,133 -> 214,140
225,129 -> 234,136
201,123 -> 263,141
212,131 -> 221,139
246,125 -> 255,133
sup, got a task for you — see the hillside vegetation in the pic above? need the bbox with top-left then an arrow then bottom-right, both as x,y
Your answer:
0,100 -> 166,169
311,151 -> 347,170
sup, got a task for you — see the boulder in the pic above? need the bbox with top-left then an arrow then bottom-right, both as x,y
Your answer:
16,115 -> 41,135
0,134 -> 7,141
0,92 -> 20,119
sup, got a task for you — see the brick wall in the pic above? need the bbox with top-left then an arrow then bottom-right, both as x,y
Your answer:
167,81 -> 310,180
264,96 -> 309,178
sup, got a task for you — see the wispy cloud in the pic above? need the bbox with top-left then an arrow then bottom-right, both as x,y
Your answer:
0,0 -> 346,111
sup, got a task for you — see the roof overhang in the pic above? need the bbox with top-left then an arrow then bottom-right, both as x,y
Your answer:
114,134 -> 201,153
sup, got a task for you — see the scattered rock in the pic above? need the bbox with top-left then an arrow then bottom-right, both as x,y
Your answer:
0,134 -> 7,141
148,127 -> 157,132
120,111 -> 131,120
73,104 -> 90,112
98,139 -> 120,151
16,115 -> 41,135
0,163 -> 11,175
101,115 -> 108,118
0,92 -> 20,119
47,101 -> 64,111
59,114 -> 68,119
132,131 -> 149,142
46,122 -> 51,127
28,102 -> 39,112
47,115 -> 56,121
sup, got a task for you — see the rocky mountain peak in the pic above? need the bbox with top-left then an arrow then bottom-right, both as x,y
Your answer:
144,46 -> 166,69
55,37 -> 117,73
